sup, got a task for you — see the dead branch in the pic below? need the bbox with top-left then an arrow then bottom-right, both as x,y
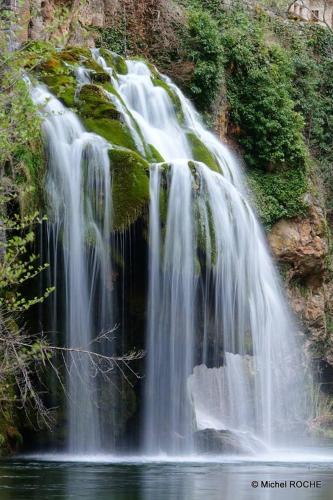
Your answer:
0,310 -> 144,430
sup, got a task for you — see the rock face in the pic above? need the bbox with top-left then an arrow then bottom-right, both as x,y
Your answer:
268,203 -> 333,371
18,0 -> 106,46
16,0 -> 186,59
268,204 -> 327,283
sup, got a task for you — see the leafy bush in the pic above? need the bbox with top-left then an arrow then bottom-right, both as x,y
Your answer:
220,10 -> 307,171
181,8 -> 224,111
247,165 -> 308,228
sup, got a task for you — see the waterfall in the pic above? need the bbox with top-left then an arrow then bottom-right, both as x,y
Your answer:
88,56 -> 305,454
30,49 -> 308,456
144,162 -> 196,454
31,85 -> 114,453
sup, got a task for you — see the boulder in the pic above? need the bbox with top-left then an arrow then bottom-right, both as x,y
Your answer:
194,428 -> 265,455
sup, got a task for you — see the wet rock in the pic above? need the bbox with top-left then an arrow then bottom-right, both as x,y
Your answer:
194,429 -> 264,455
195,429 -> 242,454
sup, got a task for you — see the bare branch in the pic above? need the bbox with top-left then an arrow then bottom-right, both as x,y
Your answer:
0,309 -> 144,430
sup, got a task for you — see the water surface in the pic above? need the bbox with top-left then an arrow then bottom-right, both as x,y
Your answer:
1,457 -> 333,499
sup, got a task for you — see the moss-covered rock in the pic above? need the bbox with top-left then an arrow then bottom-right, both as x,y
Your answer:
90,71 -> 111,84
59,47 -> 91,63
78,84 -> 120,120
42,74 -> 77,108
31,51 -> 78,108
75,84 -> 137,151
85,118 -> 136,151
99,48 -> 128,75
151,74 -> 185,124
147,144 -> 165,163
187,132 -> 220,173
109,148 -> 150,230
20,45 -> 158,233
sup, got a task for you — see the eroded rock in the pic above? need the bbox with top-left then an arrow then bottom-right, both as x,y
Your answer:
268,204 -> 327,282
268,203 -> 333,369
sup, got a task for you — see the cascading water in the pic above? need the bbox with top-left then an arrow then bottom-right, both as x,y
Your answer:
89,54 -> 306,454
30,48 -> 308,457
31,84 -> 114,454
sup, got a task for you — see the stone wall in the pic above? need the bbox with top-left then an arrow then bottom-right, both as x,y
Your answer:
289,0 -> 333,28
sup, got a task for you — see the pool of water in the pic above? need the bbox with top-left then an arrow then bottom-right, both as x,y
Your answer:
1,455 -> 333,500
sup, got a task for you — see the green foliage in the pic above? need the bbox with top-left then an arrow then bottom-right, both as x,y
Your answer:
0,77 -> 44,210
263,19 -> 333,210
220,9 -> 307,171
177,3 -> 312,225
99,22 -> 127,57
247,165 -> 308,228
0,197 -> 54,312
293,26 -> 333,209
181,8 -> 224,111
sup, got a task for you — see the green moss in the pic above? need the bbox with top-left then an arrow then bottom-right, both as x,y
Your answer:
109,148 -> 150,230
14,141 -> 45,213
90,71 -> 111,84
41,74 -> 77,107
36,57 -> 65,75
147,144 -> 165,163
58,48 -> 111,83
195,199 -> 217,266
78,84 -> 121,120
99,48 -> 128,75
247,165 -> 309,229
151,75 -> 185,124
59,47 -> 91,63
187,132 -> 220,172
77,84 -> 137,150
84,118 -> 136,151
